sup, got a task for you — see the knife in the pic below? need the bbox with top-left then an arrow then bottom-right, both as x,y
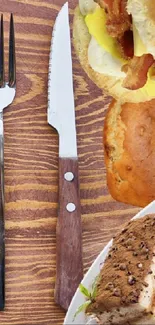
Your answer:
48,2 -> 83,311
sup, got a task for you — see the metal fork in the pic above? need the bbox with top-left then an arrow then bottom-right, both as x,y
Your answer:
0,13 -> 16,310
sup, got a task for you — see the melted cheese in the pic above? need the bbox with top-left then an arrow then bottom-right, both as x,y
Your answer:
85,8 -> 126,62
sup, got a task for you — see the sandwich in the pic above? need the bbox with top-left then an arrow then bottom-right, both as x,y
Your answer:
84,214 -> 155,325
73,0 -> 155,207
73,0 -> 155,103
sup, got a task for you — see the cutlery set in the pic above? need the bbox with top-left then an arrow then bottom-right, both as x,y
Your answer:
0,2 -> 83,311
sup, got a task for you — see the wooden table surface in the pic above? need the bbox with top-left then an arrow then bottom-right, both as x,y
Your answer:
0,0 -> 141,324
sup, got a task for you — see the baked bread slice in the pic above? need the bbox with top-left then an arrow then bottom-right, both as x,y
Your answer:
73,2 -> 155,103
104,99 -> 155,207
86,215 -> 155,325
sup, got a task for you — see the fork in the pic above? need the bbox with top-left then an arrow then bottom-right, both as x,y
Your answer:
0,13 -> 16,310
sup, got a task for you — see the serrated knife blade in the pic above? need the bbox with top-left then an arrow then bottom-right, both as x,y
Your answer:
48,2 -> 83,311
48,2 -> 77,158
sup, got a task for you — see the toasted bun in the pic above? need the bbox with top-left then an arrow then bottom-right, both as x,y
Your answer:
104,99 -> 155,207
73,6 -> 155,103
127,0 -> 155,57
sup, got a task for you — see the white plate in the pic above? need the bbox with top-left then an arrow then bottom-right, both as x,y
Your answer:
64,201 -> 155,325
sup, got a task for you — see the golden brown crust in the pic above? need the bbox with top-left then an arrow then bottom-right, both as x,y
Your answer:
73,6 -> 155,103
147,0 -> 155,22
104,99 -> 155,207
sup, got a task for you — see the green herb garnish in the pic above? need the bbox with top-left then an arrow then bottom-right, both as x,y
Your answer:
79,284 -> 92,299
73,300 -> 92,321
73,277 -> 100,321
91,274 -> 101,299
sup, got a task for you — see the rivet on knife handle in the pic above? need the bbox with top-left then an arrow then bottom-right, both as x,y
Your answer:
54,157 -> 83,311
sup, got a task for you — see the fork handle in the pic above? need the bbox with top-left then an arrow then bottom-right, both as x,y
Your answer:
0,112 -> 5,310
54,157 -> 83,311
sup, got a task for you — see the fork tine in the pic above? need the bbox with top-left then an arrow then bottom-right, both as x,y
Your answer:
9,13 -> 16,87
0,14 -> 4,88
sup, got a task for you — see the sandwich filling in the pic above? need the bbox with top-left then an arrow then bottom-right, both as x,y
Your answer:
79,0 -> 155,93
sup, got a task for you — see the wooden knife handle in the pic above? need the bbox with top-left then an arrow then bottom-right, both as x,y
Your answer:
54,157 -> 83,311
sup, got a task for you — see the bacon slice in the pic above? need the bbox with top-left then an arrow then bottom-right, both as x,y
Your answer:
96,0 -> 133,57
95,0 -> 113,11
106,14 -> 131,38
96,0 -> 120,12
96,0 -> 127,15
122,54 -> 154,90
117,30 -> 134,59
95,0 -> 131,38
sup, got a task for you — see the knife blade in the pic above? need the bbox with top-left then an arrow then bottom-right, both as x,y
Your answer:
48,2 -> 83,311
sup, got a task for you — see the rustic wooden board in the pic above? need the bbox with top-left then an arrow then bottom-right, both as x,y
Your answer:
0,0 -> 141,324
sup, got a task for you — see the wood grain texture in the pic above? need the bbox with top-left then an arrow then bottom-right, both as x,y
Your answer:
0,0 -> 140,324
0,132 -> 5,311
55,158 -> 83,311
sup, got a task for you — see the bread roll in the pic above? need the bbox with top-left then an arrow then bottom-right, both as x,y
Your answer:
104,99 -> 155,207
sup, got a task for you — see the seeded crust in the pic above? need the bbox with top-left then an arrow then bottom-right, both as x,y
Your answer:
87,214 -> 155,324
104,99 -> 155,207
